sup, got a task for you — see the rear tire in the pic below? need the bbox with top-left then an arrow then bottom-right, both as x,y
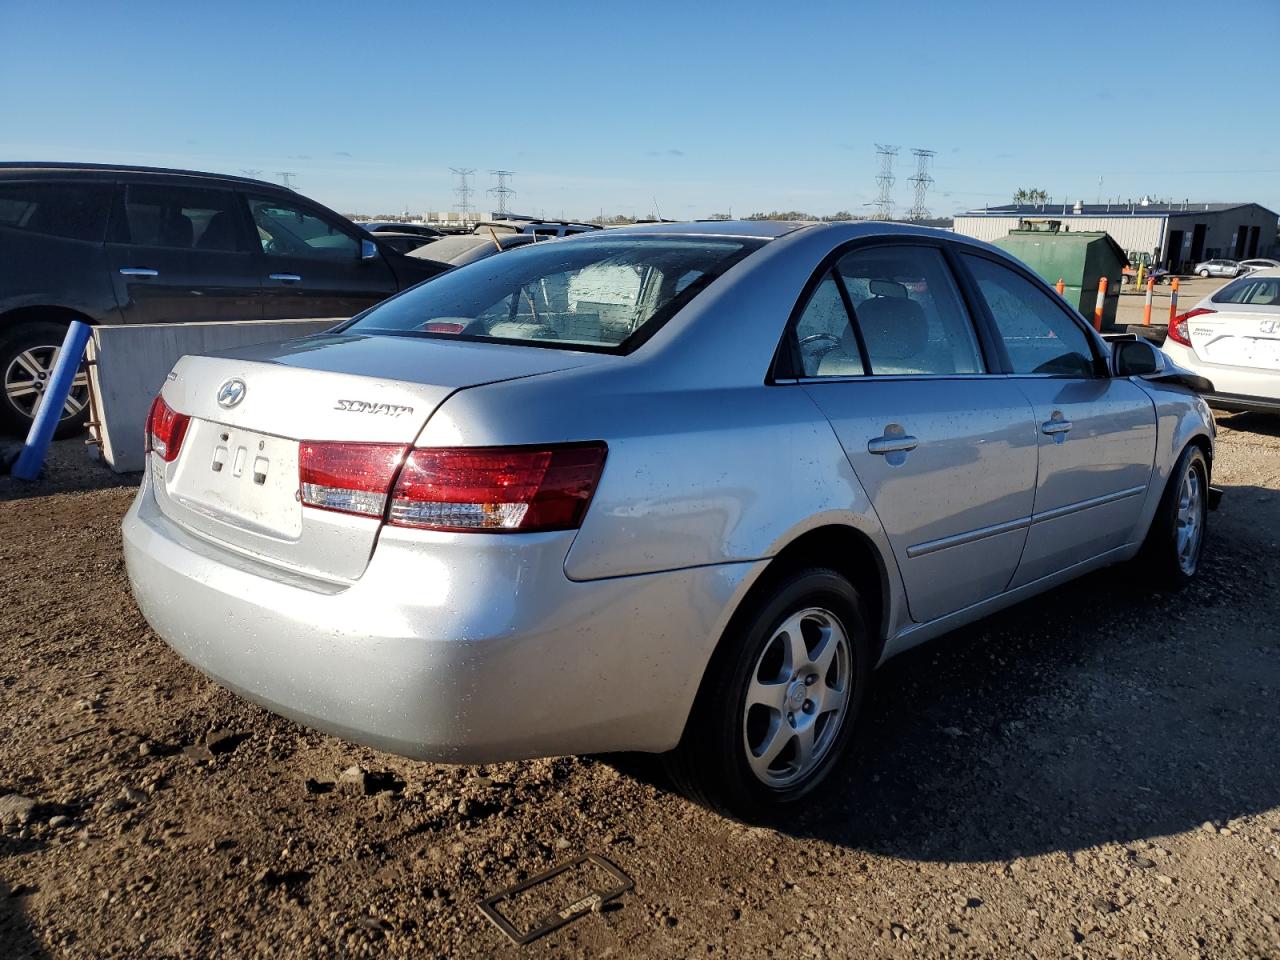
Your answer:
1198,269 -> 1210,278
664,568 -> 872,822
0,321 -> 91,439
1136,444 -> 1208,588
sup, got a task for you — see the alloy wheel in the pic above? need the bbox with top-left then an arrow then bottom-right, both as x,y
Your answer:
3,345 -> 90,421
742,607 -> 852,788
1175,461 -> 1204,576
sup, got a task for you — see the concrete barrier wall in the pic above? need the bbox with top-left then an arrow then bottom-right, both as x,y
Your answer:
88,319 -> 339,473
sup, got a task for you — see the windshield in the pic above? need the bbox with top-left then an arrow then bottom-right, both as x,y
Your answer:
1211,275 -> 1280,306
351,234 -> 762,351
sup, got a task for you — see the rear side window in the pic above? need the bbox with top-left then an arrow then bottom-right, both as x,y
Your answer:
0,181 -> 111,242
113,184 -> 246,252
795,272 -> 862,376
836,246 -> 984,375
962,254 -> 1097,377
1211,276 -> 1280,306
351,235 -> 761,352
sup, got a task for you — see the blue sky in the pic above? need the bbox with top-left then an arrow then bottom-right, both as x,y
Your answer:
3,0 -> 1278,219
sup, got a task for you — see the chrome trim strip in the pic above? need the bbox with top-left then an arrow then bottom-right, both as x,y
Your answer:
906,516 -> 1031,559
1030,485 -> 1146,524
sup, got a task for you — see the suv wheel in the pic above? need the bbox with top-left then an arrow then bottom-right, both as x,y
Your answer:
664,568 -> 871,821
0,322 -> 91,439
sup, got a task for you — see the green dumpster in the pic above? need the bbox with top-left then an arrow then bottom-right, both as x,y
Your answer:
993,225 -> 1128,331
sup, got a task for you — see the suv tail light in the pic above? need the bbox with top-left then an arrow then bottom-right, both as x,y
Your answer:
389,443 -> 607,532
1168,307 -> 1214,346
299,442 -> 407,518
145,395 -> 191,462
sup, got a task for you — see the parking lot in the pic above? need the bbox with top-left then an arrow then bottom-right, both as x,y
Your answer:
0,407 -> 1277,959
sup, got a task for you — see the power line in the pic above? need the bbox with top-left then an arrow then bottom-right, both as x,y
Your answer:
907,148 -> 935,221
874,144 -> 898,220
450,167 -> 476,220
488,170 -> 515,217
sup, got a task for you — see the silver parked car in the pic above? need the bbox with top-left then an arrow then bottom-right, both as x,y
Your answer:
1162,267 -> 1280,413
1194,258 -> 1242,278
1237,258 -> 1280,274
123,222 -> 1215,819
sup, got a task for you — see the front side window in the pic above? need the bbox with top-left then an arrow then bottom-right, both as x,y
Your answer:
0,181 -> 111,242
350,235 -> 760,351
1211,275 -> 1280,306
114,184 -> 245,252
246,196 -> 357,259
836,246 -> 983,375
962,254 -> 1097,377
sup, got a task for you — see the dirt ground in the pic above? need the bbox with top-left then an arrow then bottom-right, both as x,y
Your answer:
2,413 -> 1280,959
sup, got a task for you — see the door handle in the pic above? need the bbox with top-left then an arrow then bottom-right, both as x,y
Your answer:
1041,414 -> 1073,437
269,273 -> 302,283
867,434 -> 919,455
118,268 -> 159,277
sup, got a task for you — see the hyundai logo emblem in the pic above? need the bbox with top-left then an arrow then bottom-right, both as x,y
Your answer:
216,378 -> 247,408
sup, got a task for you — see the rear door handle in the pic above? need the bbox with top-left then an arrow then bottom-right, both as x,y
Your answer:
119,268 -> 159,277
1041,414 -> 1072,438
867,434 -> 919,455
269,273 -> 302,283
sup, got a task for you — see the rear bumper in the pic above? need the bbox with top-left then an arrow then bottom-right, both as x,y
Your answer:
1202,392 -> 1280,414
122,476 -> 761,762
1160,341 -> 1280,408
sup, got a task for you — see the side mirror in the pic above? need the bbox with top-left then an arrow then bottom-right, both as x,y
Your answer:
1112,339 -> 1167,378
360,238 -> 379,261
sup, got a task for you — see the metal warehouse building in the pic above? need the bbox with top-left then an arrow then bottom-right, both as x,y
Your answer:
954,200 -> 1278,272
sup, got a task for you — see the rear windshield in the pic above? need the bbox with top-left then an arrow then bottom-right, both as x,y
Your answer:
1211,275 -> 1280,306
351,234 -> 762,352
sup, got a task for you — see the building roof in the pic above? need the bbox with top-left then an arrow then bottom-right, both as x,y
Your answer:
960,201 -> 1275,218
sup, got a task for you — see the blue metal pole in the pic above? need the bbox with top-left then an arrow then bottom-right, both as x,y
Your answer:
10,321 -> 93,481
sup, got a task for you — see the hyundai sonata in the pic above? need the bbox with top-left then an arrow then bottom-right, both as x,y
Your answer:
123,221 -> 1214,819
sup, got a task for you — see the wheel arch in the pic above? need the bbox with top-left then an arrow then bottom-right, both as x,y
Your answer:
0,304 -> 98,338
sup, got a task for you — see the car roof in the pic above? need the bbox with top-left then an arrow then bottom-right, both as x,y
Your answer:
0,161 -> 284,191
604,219 -> 813,239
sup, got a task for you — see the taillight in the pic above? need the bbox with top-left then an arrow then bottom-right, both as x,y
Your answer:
1168,307 -> 1214,346
299,442 -> 407,518
423,321 -> 465,334
388,443 -> 607,533
145,395 -> 190,463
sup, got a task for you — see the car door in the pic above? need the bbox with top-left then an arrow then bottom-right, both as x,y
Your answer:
792,243 -> 1039,624
240,192 -> 399,319
958,251 -> 1157,588
104,182 -> 262,324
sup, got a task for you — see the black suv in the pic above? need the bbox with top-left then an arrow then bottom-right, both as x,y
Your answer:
0,163 -> 449,436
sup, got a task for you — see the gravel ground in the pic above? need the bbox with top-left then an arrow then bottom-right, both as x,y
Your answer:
2,416 -> 1279,959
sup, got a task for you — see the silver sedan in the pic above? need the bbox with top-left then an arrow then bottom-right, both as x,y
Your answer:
122,221 -> 1215,820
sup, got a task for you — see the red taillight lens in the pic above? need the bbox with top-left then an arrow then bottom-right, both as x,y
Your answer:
423,321 -> 465,334
1168,307 -> 1214,346
388,443 -> 607,532
299,442 -> 408,518
145,395 -> 190,463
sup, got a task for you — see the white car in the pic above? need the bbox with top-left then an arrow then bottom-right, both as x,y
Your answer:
1238,258 -> 1280,274
1163,267 -> 1280,413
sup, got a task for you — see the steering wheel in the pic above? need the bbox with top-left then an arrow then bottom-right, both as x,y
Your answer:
799,332 -> 843,359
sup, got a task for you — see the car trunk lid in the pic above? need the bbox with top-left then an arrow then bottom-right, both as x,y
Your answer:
1188,309 -> 1280,371
150,332 -> 604,581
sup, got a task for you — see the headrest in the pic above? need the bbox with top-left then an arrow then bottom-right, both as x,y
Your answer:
855,296 -> 928,362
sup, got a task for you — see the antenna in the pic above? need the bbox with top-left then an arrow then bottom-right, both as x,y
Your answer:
488,170 -> 515,217
907,148 -> 935,221
274,171 -> 297,190
450,167 -> 476,221
874,144 -> 898,220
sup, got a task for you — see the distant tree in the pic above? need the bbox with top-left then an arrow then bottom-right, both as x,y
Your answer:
1013,188 -> 1049,205
745,210 -> 818,221
823,211 -> 854,222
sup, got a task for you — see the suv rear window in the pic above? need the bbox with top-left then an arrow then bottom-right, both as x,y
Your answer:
351,235 -> 762,352
0,181 -> 112,242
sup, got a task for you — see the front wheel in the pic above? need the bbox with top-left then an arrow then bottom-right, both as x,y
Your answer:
664,568 -> 872,821
1198,269 -> 1210,278
1137,444 -> 1208,587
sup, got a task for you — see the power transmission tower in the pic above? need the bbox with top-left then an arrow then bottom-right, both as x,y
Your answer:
240,168 -> 263,179
874,144 -> 898,220
488,170 -> 515,217
907,148 -> 936,221
450,167 -> 476,220
274,171 -> 297,190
